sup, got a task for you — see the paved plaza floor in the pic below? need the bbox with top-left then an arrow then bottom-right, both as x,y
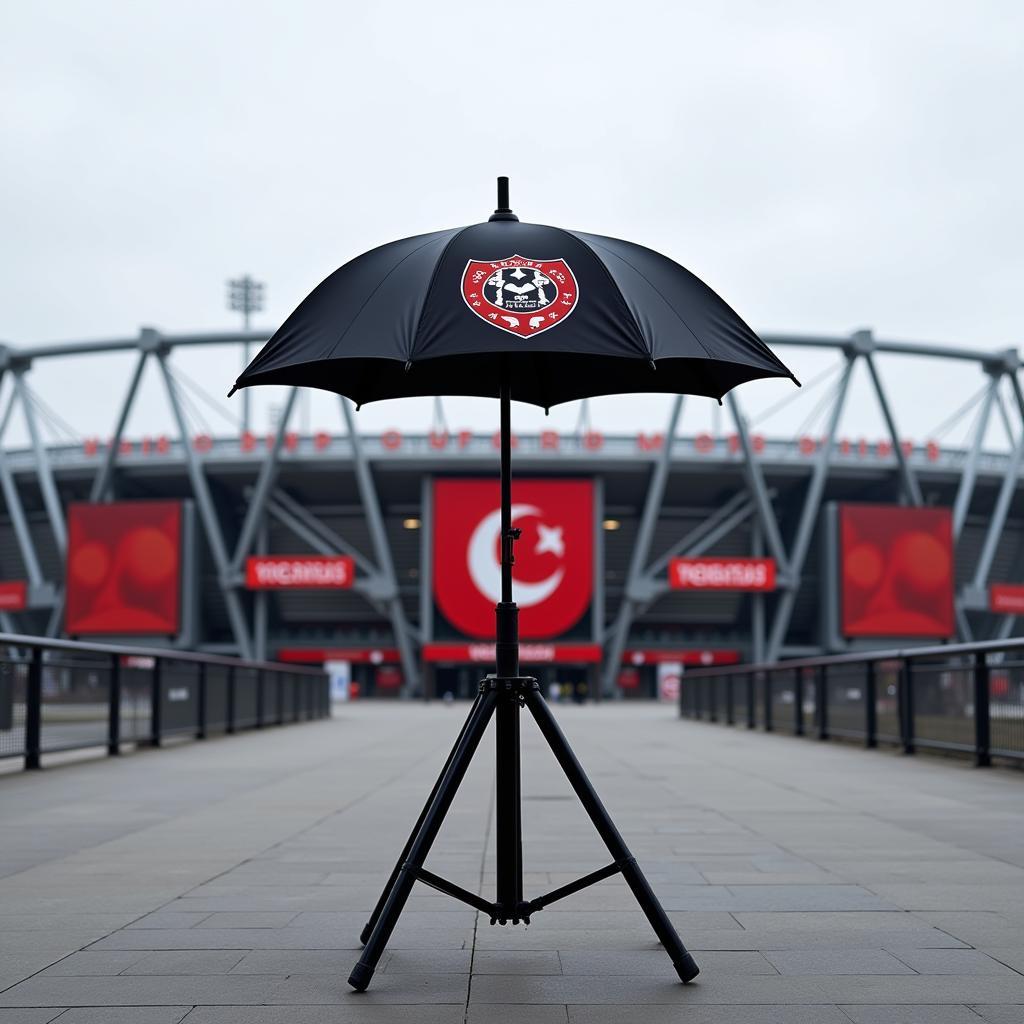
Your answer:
0,703 -> 1023,1023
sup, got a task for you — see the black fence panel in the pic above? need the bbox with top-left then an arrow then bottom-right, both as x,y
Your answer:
679,637 -> 1024,767
0,633 -> 329,770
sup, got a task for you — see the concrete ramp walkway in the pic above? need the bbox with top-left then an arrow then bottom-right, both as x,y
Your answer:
0,703 -> 1023,1023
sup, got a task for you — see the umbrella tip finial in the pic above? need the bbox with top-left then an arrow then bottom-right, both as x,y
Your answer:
489,176 -> 519,222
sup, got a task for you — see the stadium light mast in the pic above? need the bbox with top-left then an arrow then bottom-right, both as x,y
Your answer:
227,274 -> 265,433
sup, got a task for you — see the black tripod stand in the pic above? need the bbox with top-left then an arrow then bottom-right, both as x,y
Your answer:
348,374 -> 700,992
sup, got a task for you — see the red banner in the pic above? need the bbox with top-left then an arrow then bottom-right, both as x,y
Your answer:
990,584 -> 1024,614
840,504 -> 954,637
66,501 -> 182,635
0,581 -> 27,611
423,643 -> 602,664
433,479 -> 593,639
622,649 -> 741,666
277,647 -> 399,664
246,555 -> 354,589
669,557 -> 776,591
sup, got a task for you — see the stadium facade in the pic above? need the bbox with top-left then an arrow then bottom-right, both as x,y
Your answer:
0,328 -> 1022,699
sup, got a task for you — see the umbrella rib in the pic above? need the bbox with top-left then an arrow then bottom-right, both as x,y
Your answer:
544,225 -> 652,362
574,234 -> 716,364
324,229 -> 463,364
407,224 -> 473,364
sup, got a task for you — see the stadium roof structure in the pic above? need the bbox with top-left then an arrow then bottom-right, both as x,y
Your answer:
0,327 -> 1021,697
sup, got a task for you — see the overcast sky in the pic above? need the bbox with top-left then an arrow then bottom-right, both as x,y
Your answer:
1,1 -> 1022,449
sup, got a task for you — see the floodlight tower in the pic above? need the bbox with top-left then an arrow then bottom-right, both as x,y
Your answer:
227,275 -> 265,433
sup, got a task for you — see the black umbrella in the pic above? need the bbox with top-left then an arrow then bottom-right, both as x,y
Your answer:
230,179 -> 797,992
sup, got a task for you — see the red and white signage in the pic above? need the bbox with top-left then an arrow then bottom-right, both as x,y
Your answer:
623,649 -> 741,666
0,581 -> 27,611
433,479 -> 593,639
990,584 -> 1024,614
245,556 -> 354,590
277,647 -> 398,664
423,643 -> 602,664
670,557 -> 776,591
461,256 -> 579,338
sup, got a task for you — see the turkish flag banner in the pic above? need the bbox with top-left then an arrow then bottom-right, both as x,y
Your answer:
433,479 -> 593,639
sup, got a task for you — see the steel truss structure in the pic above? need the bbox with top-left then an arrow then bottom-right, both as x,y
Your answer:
0,327 -> 1022,696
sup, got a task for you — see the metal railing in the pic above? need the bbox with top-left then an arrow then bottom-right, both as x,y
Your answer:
0,633 -> 330,771
679,637 -> 1024,766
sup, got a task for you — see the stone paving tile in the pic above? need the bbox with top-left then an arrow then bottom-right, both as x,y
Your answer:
38,951 -> 148,976
889,948 -> 1021,975
972,1007 -> 1024,1023
913,911 -> 1024,948
987,949 -> 1024,973
193,912 -> 298,929
469,950 -> 561,974
186,1009 -> 466,1023
467,1007 -> 569,1024
269,973 -> 468,1004
763,949 -> 915,975
558,949 -> 776,976
812,975 -> 1024,1003
471,974 -> 828,1004
838,1007 -> 986,1023
0,1012 -> 65,1024
121,950 -> 248,975
0,976 -> 282,1007
567,1007 -> 852,1024
127,912 -> 211,930
52,1010 -> 191,1024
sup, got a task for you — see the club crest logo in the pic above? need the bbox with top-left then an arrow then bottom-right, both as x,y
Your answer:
461,256 -> 579,338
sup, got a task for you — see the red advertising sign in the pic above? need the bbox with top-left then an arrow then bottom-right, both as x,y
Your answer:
433,479 -> 593,639
990,584 -> 1024,614
623,649 -> 741,666
66,501 -> 181,635
245,555 -> 354,590
277,647 -> 399,664
840,504 -> 954,637
669,557 -> 776,591
0,581 -> 27,611
422,643 -> 602,664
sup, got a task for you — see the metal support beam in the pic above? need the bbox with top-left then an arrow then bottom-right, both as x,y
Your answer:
971,424 -> 1024,592
644,490 -> 760,581
253,520 -> 269,662
726,392 -> 789,573
341,398 -> 420,695
89,350 -> 149,503
230,387 -> 298,575
953,376 -> 998,538
864,352 -> 922,506
766,356 -> 855,661
13,371 -> 66,555
158,350 -> 253,659
601,396 -> 684,693
263,497 -> 391,620
268,488 -> 377,576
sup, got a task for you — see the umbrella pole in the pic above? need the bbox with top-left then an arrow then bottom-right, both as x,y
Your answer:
495,363 -> 525,919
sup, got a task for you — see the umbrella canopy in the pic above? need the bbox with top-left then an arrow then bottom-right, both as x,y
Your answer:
230,180 -> 797,408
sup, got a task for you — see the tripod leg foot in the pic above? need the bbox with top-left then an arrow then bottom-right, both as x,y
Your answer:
524,690 -> 699,984
674,951 -> 700,983
347,691 -> 497,991
358,694 -> 484,946
347,961 -> 373,992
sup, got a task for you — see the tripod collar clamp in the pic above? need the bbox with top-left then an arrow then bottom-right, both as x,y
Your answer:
479,675 -> 538,695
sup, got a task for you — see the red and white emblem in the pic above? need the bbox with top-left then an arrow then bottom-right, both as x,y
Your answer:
433,479 -> 593,638
461,255 -> 579,338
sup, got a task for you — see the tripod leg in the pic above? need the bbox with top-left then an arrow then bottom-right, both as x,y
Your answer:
523,690 -> 699,983
359,693 -> 484,944
348,689 -> 497,992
